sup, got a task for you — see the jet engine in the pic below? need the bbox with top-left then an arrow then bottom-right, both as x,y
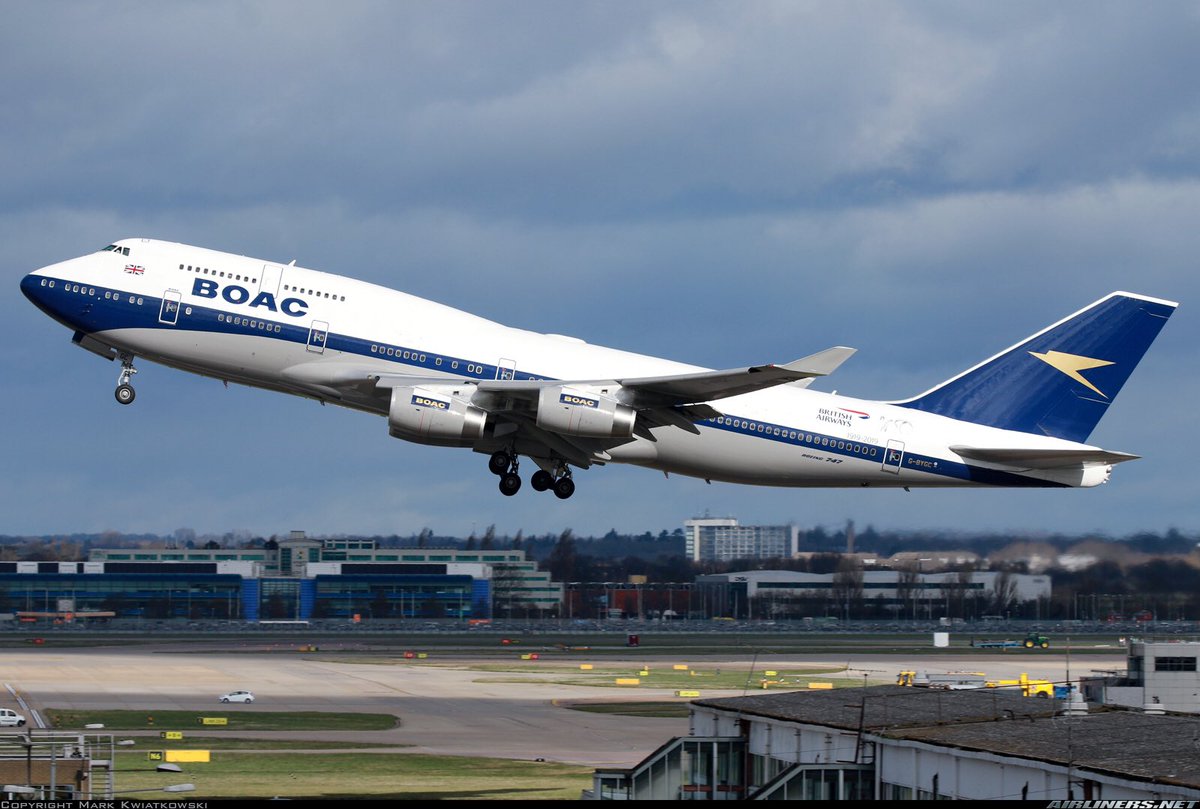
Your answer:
535,386 -> 636,438
388,386 -> 487,447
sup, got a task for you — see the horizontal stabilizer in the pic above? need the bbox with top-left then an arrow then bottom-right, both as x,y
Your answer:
950,445 -> 1140,469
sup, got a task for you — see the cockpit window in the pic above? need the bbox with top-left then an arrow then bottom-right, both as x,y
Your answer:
102,244 -> 131,256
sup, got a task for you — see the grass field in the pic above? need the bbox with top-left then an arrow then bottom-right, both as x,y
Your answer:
48,709 -> 398,731
113,750 -> 592,800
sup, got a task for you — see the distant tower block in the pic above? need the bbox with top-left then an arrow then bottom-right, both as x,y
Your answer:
846,520 -> 855,555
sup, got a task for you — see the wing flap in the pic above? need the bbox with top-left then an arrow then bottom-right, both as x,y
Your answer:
950,445 -> 1140,469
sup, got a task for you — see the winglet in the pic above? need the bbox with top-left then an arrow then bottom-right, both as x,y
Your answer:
779,346 -> 856,389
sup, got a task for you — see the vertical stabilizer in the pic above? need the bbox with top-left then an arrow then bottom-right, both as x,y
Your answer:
897,292 -> 1177,442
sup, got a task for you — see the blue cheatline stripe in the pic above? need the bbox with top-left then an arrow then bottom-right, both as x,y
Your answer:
700,416 -> 1063,487
31,275 -> 1064,488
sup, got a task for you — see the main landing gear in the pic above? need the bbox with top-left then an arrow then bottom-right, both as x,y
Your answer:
114,353 -> 138,405
488,452 -> 576,499
489,450 -> 522,496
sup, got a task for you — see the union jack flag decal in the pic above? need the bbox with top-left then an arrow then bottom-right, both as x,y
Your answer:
124,264 -> 145,275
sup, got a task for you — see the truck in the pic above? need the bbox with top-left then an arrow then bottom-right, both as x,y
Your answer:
897,670 -> 1055,698
985,673 -> 1055,698
970,632 -> 1050,650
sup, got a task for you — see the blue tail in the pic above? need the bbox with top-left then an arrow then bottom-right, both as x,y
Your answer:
897,292 -> 1177,443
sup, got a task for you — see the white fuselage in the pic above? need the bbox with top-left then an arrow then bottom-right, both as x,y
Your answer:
23,238 -> 1108,491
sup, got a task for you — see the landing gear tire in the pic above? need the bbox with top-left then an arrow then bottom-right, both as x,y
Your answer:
531,470 -> 554,492
488,451 -> 511,476
115,384 -> 136,405
499,473 -> 522,496
553,476 -> 576,500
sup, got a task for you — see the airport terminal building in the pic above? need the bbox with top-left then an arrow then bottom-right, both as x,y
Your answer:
1,534 -> 560,622
694,569 -> 1051,619
589,686 -> 1200,801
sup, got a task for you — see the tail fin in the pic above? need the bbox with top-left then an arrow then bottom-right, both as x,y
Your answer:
897,292 -> 1177,442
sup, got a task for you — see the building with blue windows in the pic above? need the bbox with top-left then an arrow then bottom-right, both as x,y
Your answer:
2,534 -> 560,622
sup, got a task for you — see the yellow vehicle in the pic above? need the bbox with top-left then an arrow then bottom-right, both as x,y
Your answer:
897,670 -> 1054,697
985,672 -> 1054,698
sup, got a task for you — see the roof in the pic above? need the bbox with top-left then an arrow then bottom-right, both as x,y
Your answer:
695,684 -> 1045,732
694,685 -> 1200,789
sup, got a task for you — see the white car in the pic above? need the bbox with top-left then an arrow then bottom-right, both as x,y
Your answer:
219,691 -> 254,704
0,709 -> 26,727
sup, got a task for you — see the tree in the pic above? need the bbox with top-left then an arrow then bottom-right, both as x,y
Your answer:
989,570 -> 1019,616
546,529 -> 578,581
942,566 -> 975,619
895,563 -> 920,620
832,557 -> 865,618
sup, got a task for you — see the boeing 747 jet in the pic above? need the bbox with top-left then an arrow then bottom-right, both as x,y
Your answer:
21,239 -> 1176,500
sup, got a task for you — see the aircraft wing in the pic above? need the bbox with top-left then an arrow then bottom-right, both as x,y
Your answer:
284,345 -> 854,408
283,347 -> 854,465
950,446 -> 1140,469
470,345 -> 856,408
612,346 -> 857,407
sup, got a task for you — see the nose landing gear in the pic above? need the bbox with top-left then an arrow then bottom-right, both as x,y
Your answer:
114,354 -> 138,405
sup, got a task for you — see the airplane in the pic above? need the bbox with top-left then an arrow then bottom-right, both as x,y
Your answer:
20,238 -> 1176,501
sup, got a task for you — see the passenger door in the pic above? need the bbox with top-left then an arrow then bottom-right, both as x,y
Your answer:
159,290 -> 181,325
307,320 -> 329,353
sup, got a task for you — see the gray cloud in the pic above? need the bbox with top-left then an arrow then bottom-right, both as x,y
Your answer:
3,2 -> 1196,538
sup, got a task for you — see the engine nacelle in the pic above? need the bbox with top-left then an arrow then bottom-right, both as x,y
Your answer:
536,386 -> 636,438
388,386 -> 487,447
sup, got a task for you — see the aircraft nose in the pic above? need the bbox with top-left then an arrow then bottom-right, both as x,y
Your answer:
20,271 -> 46,305
20,267 -> 65,320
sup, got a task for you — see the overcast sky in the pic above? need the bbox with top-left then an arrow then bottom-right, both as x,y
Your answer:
3,1 -> 1197,541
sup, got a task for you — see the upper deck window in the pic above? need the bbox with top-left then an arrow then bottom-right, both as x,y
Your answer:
102,244 -> 131,256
